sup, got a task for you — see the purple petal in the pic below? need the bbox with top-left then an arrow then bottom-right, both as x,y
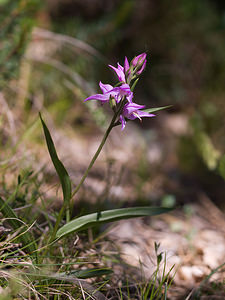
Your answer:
84,93 -> 110,102
129,103 -> 146,109
99,81 -> 113,94
108,84 -> 132,101
119,115 -> 126,130
109,63 -> 126,82
124,102 -> 146,113
127,111 -> 155,121
132,111 -> 155,120
124,56 -> 129,73
136,60 -> 147,75
132,53 -> 147,66
127,93 -> 133,102
125,114 -> 137,120
117,63 -> 124,72
117,83 -> 131,95
137,111 -> 155,118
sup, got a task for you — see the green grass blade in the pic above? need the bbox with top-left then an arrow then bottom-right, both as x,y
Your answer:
39,113 -> 72,217
56,207 -> 173,239
143,105 -> 172,114
61,268 -> 113,279
0,197 -> 37,256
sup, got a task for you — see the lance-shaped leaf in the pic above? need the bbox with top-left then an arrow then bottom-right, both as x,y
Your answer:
143,105 -> 172,114
56,207 -> 173,239
39,113 -> 72,209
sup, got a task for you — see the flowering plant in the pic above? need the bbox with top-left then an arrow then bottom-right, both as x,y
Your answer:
39,53 -> 171,241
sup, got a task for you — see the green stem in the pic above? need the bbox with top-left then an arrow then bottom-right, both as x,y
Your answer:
71,100 -> 125,198
42,202 -> 67,258
71,120 -> 114,197
50,204 -> 65,243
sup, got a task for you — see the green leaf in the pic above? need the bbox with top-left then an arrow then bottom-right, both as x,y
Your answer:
143,105 -> 172,114
56,207 -> 172,239
0,197 -> 37,256
130,78 -> 139,91
39,113 -> 72,210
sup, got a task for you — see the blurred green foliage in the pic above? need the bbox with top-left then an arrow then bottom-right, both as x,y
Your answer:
0,0 -> 41,89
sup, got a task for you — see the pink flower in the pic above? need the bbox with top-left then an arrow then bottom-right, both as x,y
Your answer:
119,102 -> 155,130
84,82 -> 133,103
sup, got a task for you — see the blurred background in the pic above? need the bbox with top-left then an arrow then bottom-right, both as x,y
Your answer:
1,0 -> 225,296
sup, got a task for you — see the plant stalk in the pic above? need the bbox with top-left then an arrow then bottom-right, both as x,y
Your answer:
71,99 -> 125,198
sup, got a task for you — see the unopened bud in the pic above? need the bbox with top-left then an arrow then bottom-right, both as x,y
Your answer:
109,95 -> 116,110
131,53 -> 147,75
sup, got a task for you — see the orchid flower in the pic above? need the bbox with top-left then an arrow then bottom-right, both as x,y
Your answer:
119,102 -> 155,130
84,82 -> 133,103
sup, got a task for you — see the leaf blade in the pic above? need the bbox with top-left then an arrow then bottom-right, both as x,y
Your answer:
39,113 -> 72,208
61,268 -> 113,279
143,105 -> 172,114
56,207 -> 173,239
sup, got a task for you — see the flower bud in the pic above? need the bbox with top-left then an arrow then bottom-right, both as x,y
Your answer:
109,95 -> 117,111
131,53 -> 147,75
124,56 -> 130,73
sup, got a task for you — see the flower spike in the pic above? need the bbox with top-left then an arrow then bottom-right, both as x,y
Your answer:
84,53 -> 158,130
